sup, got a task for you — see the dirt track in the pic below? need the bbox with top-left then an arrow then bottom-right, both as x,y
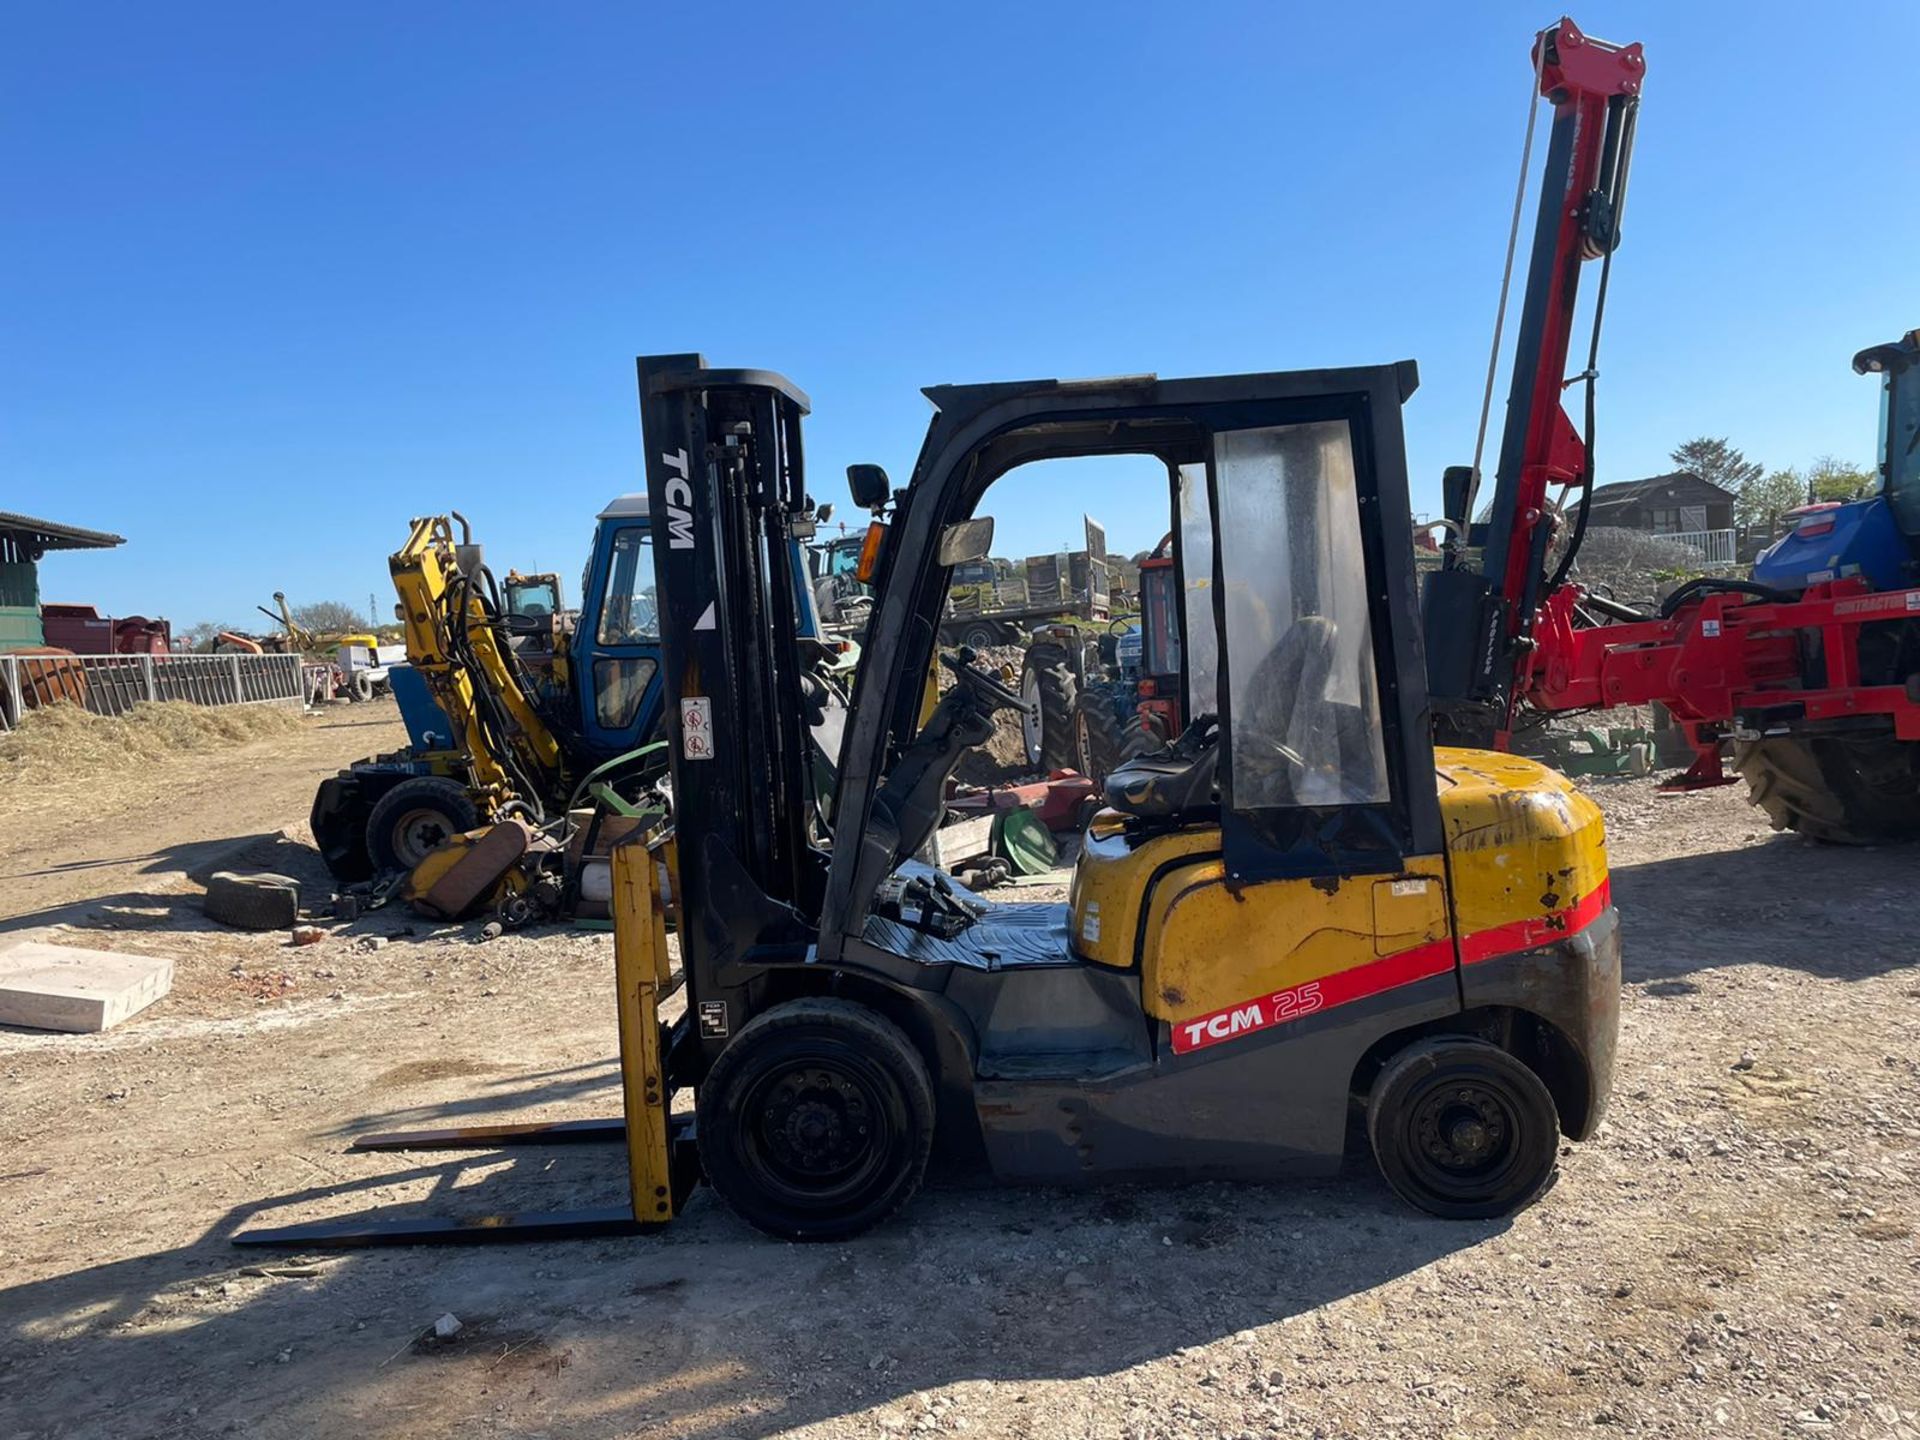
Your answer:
1,719 -> 1917,1440
0,704 -> 406,928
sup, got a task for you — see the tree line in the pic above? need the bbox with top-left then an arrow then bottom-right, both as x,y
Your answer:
1669,436 -> 1876,534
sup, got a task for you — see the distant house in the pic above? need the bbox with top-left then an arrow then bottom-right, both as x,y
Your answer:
1571,472 -> 1737,565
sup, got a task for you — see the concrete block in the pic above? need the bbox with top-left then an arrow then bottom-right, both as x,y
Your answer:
0,940 -> 174,1033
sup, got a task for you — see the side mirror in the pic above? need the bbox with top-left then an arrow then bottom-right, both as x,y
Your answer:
938,516 -> 995,568
815,501 -> 835,525
848,463 -> 891,510
1441,465 -> 1473,526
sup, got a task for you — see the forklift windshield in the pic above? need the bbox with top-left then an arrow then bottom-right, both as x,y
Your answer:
1214,422 -> 1389,808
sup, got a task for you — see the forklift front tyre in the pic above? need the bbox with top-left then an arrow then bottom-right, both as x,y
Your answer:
1366,1037 -> 1561,1220
695,998 -> 934,1242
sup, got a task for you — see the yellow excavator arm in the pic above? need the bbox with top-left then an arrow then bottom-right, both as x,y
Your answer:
390,514 -> 565,813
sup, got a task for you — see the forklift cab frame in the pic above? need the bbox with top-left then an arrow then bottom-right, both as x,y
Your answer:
823,362 -> 1439,946
638,354 -> 1616,1241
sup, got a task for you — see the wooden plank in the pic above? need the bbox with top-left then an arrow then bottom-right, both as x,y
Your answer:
915,813 -> 996,871
0,940 -> 173,1033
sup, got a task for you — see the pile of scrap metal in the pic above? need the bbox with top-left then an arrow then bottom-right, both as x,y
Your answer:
935,770 -> 1099,889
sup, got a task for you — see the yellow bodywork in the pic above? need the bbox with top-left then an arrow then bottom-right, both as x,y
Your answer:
1066,747 -> 1608,1032
390,515 -> 564,811
1432,747 -> 1609,955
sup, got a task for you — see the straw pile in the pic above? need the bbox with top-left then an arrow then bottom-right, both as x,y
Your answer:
0,700 -> 304,793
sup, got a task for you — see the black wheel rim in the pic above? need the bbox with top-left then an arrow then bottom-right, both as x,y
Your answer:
740,1055 -> 895,1211
1399,1075 -> 1525,1200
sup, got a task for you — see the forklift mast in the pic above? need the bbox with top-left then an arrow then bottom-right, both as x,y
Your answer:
1424,17 -> 1644,744
637,357 -> 822,1061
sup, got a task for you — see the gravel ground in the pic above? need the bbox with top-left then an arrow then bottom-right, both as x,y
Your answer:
1,749 -> 1916,1439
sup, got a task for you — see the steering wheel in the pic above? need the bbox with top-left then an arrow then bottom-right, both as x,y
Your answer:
940,648 -> 1029,713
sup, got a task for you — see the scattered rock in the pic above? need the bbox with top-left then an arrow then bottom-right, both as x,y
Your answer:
432,1313 -> 462,1339
290,926 -> 325,947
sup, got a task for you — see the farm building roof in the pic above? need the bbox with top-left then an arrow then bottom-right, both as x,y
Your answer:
0,511 -> 127,553
1571,472 -> 1736,514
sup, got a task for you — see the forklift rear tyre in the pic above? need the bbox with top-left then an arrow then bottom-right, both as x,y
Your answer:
696,998 -> 934,1242
364,777 -> 480,874
1366,1037 -> 1560,1220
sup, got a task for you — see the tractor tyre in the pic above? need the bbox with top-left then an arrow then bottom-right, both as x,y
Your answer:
364,776 -> 480,875
1019,641 -> 1078,773
1073,681 -> 1153,787
1367,1036 -> 1561,1220
311,771 -> 377,883
1732,732 -> 1920,845
695,998 -> 935,1241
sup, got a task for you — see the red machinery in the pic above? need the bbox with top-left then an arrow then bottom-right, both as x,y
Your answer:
39,603 -> 173,655
1426,19 -> 1920,842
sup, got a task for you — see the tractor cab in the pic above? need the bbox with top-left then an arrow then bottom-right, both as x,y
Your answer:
572,493 -> 665,757
637,355 -> 1619,1241
1130,531 -> 1189,743
1753,330 -> 1920,591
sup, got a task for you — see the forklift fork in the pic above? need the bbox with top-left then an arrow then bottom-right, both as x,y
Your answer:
233,838 -> 695,1248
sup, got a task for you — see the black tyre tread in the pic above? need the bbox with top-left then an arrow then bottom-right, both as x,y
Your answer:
1732,733 -> 1920,845
204,870 -> 301,931
1367,1036 -> 1561,1221
696,997 -> 935,1242
364,776 -> 479,874
1021,641 -> 1079,772
1074,680 -> 1154,786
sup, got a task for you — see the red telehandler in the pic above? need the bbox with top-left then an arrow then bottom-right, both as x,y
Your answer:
1423,20 -> 1920,843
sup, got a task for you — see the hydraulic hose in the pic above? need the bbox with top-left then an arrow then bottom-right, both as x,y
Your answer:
1658,577 -> 1797,619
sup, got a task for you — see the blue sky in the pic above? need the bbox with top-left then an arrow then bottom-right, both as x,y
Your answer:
6,2 -> 1915,626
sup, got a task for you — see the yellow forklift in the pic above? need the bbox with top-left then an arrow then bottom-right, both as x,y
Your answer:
239,353 -> 1618,1249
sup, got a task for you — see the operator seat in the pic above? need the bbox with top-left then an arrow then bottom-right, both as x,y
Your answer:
1104,717 -> 1221,820
1104,615 -> 1343,819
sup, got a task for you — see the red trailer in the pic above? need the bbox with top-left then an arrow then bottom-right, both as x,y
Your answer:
39,603 -> 172,656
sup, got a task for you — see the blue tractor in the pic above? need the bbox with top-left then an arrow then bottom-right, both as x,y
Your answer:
1714,329 -> 1920,841
316,489 -> 846,883
313,494 -> 672,881
1751,332 -> 1920,593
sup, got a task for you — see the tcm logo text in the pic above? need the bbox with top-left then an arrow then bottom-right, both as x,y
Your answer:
1171,981 -> 1324,1055
660,448 -> 695,550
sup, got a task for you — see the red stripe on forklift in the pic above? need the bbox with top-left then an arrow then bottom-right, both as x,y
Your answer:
1458,878 -> 1612,965
1168,881 -> 1611,1056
